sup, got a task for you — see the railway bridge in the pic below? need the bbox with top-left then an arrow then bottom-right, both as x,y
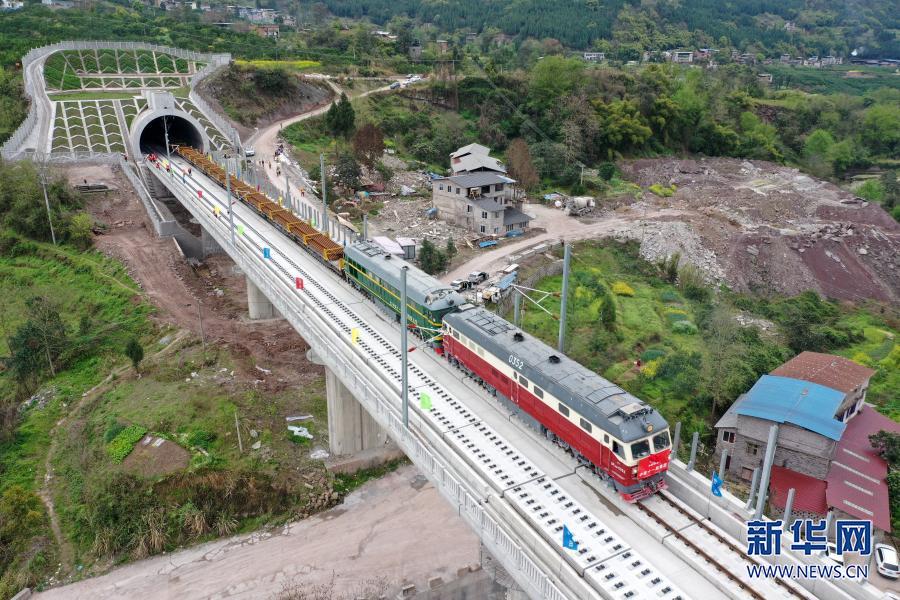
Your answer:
0,41 -> 878,600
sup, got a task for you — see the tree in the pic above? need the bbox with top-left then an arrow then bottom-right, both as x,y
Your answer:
870,431 -> 900,466
334,151 -> 361,190
67,212 -> 94,250
600,292 -> 617,331
418,239 -> 447,275
506,138 -> 539,191
598,162 -> 616,182
125,338 -> 144,373
445,237 -> 457,260
7,296 -> 68,386
325,93 -> 355,136
352,123 -> 385,170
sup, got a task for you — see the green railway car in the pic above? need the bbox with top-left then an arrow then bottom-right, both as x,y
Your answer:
343,241 -> 465,337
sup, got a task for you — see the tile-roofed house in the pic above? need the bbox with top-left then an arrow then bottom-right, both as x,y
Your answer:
771,351 -> 875,395
826,405 -> 900,531
450,143 -> 506,175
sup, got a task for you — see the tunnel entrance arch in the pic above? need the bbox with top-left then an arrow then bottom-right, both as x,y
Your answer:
129,101 -> 211,160
138,115 -> 205,154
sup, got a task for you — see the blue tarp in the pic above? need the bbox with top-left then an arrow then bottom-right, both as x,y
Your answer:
736,375 -> 846,441
506,229 -> 524,237
478,240 -> 498,248
498,272 -> 517,290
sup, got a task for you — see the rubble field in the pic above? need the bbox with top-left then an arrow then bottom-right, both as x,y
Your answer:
612,157 -> 900,302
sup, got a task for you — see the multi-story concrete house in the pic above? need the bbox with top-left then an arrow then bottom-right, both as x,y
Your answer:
714,352 -> 897,533
432,171 -> 531,235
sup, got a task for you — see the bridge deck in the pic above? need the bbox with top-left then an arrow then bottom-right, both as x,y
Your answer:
147,156 -> 777,600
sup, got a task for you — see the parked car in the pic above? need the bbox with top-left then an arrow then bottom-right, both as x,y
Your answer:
389,82 -> 401,89
876,543 -> 899,579
468,271 -> 488,284
821,542 -> 845,566
244,147 -> 256,157
450,279 -> 471,292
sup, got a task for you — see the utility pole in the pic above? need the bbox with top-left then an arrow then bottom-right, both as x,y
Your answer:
401,266 -> 409,428
319,153 -> 327,233
163,115 -> 171,161
362,214 -> 368,241
557,243 -> 571,353
514,291 -> 522,327
226,162 -> 234,246
38,165 -> 57,245
283,170 -> 291,213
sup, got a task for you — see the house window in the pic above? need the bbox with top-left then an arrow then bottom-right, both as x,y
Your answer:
558,403 -> 569,417
746,442 -> 759,456
493,227 -> 499,234
481,211 -> 488,219
722,431 -> 735,443
480,225 -> 485,233
456,187 -> 461,194
580,418 -> 592,433
740,467 -> 754,481
439,184 -> 444,191
495,183 -> 504,191
467,205 -> 472,212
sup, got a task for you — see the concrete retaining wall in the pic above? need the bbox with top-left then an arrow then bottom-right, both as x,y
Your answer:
667,461 -> 882,600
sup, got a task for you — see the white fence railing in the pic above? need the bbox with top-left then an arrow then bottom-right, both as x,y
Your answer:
1,41 -> 232,160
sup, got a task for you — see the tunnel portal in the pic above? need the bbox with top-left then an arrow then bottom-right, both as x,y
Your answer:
139,115 -> 204,154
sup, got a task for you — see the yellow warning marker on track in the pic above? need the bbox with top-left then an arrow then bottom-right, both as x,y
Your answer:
351,328 -> 360,344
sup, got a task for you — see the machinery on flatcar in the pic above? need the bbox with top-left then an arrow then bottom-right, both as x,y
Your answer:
343,241 -> 464,347
443,306 -> 671,501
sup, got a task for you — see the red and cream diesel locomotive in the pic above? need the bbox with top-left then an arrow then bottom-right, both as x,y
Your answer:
443,306 -> 671,501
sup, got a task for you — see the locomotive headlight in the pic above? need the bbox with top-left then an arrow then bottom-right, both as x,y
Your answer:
646,424 -> 653,432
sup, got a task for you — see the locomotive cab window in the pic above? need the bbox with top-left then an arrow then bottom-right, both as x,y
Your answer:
579,418 -> 592,433
558,403 -> 569,417
612,441 -> 626,459
518,376 -> 528,389
631,439 -> 651,460
653,431 -> 671,452
533,386 -> 544,399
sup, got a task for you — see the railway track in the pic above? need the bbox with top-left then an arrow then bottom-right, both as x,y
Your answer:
636,490 -> 810,600
149,154 -> 690,600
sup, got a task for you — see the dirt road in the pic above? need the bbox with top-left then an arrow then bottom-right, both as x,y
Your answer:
34,465 -> 480,600
442,204 -> 689,283
247,77 -> 404,220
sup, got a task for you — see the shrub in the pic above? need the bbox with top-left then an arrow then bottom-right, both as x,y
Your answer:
611,281 -> 635,296
103,422 -> 126,443
186,428 -> 215,450
851,351 -> 874,367
672,320 -> 698,335
107,425 -> 148,463
640,359 -> 661,378
660,290 -> 681,303
648,183 -> 676,197
640,348 -> 667,362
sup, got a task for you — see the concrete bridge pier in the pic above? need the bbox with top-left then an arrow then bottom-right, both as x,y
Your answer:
201,226 -> 223,257
246,278 -> 280,319
307,349 -> 397,469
